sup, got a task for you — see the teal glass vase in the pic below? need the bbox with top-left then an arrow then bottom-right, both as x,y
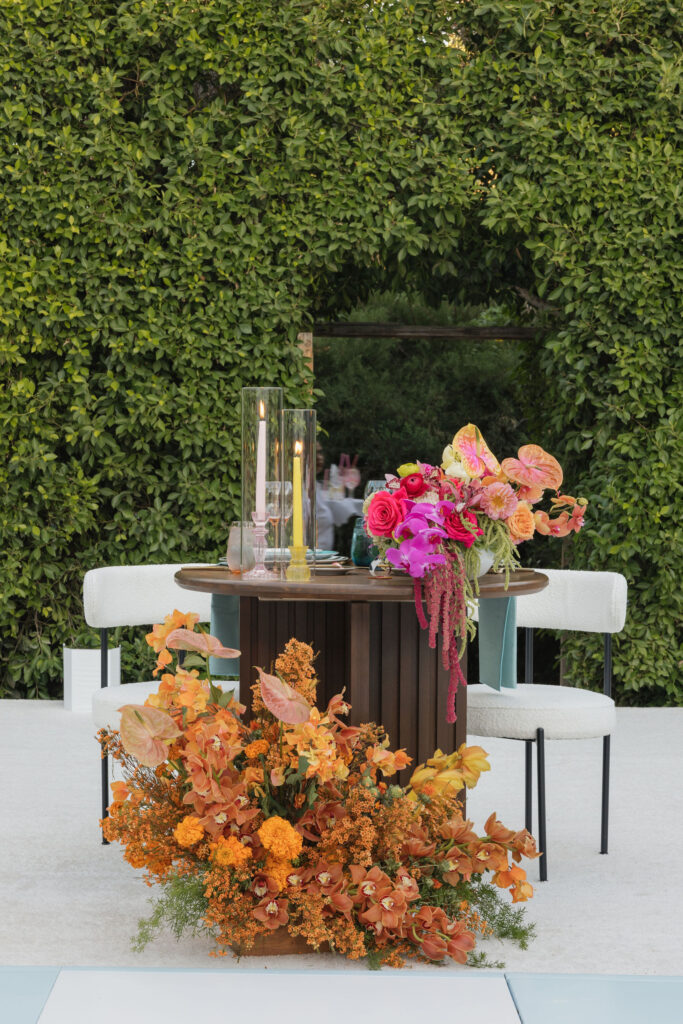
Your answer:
350,517 -> 377,567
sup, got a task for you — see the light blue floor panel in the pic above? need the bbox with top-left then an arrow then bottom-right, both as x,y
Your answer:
0,967 -> 59,1024
507,972 -> 683,1024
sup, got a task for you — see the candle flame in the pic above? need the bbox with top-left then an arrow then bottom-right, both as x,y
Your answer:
259,401 -> 265,419
294,441 -> 303,455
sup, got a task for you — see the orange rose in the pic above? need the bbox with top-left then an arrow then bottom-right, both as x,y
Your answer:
505,501 -> 535,543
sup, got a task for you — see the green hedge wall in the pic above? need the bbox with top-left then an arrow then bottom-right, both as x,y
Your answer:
455,1 -> 682,703
1,1 -> 680,703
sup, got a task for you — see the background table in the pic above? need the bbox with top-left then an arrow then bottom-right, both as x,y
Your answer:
175,567 -> 547,770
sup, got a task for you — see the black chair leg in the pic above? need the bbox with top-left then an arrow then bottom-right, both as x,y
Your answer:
536,727 -> 547,881
100,627 -> 110,845
101,748 -> 110,845
601,734 -> 610,854
525,740 -> 533,834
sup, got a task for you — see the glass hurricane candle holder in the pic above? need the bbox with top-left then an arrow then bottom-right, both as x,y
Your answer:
241,387 -> 282,579
280,409 -> 316,581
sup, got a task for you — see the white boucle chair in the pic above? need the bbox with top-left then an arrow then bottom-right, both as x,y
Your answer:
83,564 -> 214,842
467,569 -> 627,881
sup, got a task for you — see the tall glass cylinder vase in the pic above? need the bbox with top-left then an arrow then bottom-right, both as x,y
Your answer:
241,387 -> 283,578
280,409 -> 316,581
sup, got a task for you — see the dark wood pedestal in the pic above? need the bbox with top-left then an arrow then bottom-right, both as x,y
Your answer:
175,568 -> 547,775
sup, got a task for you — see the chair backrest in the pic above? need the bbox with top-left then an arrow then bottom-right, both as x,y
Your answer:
511,568 -> 627,633
83,564 -> 214,629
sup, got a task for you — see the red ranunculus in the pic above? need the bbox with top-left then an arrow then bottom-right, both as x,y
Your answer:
401,473 -> 428,498
443,509 -> 483,548
366,491 -> 406,538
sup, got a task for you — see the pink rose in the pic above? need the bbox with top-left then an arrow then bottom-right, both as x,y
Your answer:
366,491 -> 406,538
443,509 -> 483,548
402,473 -> 428,498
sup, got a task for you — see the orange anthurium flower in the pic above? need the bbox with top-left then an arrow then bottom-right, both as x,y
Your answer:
501,443 -> 563,492
118,704 -> 182,767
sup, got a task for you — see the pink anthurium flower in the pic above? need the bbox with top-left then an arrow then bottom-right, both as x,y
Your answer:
501,444 -> 563,492
118,704 -> 182,767
256,667 -> 311,724
451,424 -> 501,479
165,628 -> 240,660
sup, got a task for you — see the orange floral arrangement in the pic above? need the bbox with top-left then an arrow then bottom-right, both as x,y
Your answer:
100,614 -> 538,967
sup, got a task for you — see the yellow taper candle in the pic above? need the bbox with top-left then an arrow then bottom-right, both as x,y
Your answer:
292,440 -> 304,547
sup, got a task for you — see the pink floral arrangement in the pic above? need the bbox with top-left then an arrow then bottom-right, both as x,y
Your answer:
364,425 -> 587,723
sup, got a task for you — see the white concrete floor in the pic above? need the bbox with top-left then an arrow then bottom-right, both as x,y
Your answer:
1,701 -> 681,973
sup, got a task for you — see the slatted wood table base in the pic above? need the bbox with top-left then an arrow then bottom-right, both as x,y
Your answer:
175,568 -> 548,774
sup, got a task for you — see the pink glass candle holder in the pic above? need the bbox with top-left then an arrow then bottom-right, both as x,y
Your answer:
241,387 -> 282,579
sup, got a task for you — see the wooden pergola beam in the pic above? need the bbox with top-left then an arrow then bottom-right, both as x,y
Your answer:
311,322 -> 540,340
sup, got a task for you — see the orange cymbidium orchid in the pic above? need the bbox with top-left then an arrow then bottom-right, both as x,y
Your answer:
145,609 -> 200,654
408,744 -> 490,800
252,897 -> 289,930
364,743 -> 412,778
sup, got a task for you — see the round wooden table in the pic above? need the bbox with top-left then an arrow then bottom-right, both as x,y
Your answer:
175,566 -> 548,768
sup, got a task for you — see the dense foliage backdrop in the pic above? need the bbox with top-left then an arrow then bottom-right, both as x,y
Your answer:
1,1 -> 680,702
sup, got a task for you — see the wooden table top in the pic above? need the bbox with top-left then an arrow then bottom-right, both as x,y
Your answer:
175,566 -> 548,603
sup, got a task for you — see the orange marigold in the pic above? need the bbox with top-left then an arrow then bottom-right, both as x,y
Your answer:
213,835 -> 254,870
173,815 -> 205,847
245,739 -> 270,759
258,816 -> 303,861
264,854 -> 293,892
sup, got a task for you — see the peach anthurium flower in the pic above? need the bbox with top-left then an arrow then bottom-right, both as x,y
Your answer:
501,443 -> 563,492
118,704 -> 182,767
165,628 -> 240,660
451,424 -> 501,480
256,667 -> 311,725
